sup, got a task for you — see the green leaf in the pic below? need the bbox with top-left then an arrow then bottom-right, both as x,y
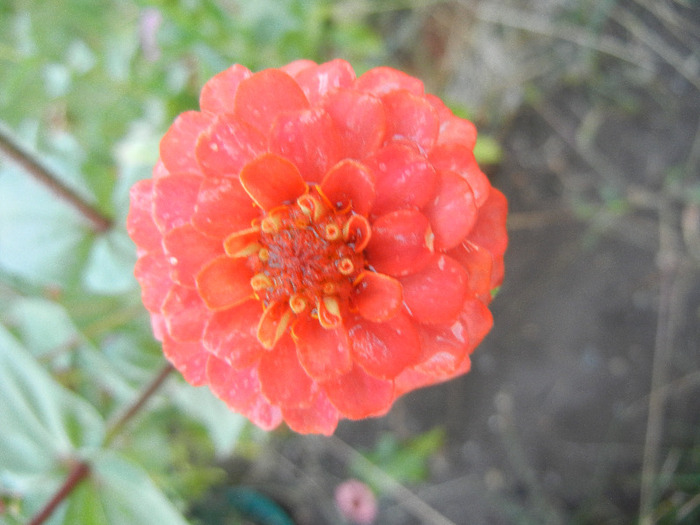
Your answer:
0,326 -> 104,476
82,229 -> 137,294
0,163 -> 93,288
89,451 -> 189,525
172,384 -> 247,458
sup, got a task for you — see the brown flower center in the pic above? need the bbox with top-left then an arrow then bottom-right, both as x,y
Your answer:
249,189 -> 370,333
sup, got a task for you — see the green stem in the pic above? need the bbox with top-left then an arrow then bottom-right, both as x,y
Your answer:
26,363 -> 174,525
0,123 -> 112,233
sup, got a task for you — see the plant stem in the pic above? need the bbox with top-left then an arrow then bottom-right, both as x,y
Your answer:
27,461 -> 91,525
0,123 -> 112,233
26,363 -> 174,525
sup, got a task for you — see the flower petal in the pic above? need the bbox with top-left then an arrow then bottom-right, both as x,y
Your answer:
192,176 -> 260,238
269,108 -> 343,183
280,59 -> 317,77
281,391 -> 339,435
134,251 -> 172,312
382,90 -> 439,152
257,301 -> 294,350
233,69 -> 309,133
195,114 -> 266,178
429,143 -> 490,207
354,66 -> 424,96
294,58 -> 356,105
127,179 -> 160,253
162,335 -> 209,386
160,111 -> 214,173
162,224 -> 224,287
448,241 -> 493,303
196,255 -> 254,310
161,284 -> 210,342
320,159 -> 375,216
206,356 -> 259,411
199,64 -> 252,114
468,188 -> 508,257
203,300 -> 265,368
400,254 -> 468,324
347,311 -> 421,379
258,335 -> 316,409
365,142 -> 437,216
152,173 -> 201,233
239,153 -> 307,210
394,356 -> 471,398
365,210 -> 433,277
323,88 -> 386,160
352,271 -> 403,322
425,93 -> 478,150
293,316 -> 353,381
424,169 -> 477,251
321,364 -> 395,419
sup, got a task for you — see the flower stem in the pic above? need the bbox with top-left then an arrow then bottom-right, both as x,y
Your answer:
26,363 -> 174,525
0,123 -> 112,233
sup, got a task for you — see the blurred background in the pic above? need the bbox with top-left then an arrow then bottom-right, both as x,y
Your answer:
1,0 -> 699,524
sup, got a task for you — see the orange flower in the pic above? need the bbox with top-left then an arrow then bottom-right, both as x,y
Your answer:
127,59 -> 507,434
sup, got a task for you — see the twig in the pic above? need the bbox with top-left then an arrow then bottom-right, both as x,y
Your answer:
329,435 -> 458,525
638,200 -> 684,525
104,363 -> 174,445
27,461 -> 91,525
0,124 -> 112,233
27,363 -> 174,525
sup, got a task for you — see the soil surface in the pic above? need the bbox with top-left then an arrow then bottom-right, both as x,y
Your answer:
224,2 -> 700,523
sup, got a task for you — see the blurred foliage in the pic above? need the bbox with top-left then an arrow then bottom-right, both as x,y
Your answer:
0,0 -> 385,523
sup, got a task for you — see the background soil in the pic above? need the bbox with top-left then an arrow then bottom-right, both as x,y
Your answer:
225,1 -> 700,523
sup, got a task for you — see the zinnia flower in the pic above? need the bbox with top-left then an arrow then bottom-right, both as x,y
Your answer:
127,59 -> 507,435
335,479 -> 377,524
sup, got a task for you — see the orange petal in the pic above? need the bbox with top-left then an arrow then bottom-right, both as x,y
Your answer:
127,179 -> 160,253
354,66 -> 424,96
134,251 -> 172,313
316,295 -> 342,329
162,224 -> 224,288
159,111 -> 214,174
152,173 -> 201,233
320,159 -> 375,216
468,187 -> 509,258
382,90 -> 439,152
195,114 -> 266,178
161,284 -> 210,342
353,271 -> 403,322
257,301 -> 294,350
199,64 -> 252,114
347,311 -> 421,380
425,93 -> 478,150
258,336 -> 316,409
400,254 -> 468,325
281,391 -> 340,435
323,88 -> 386,160
192,175 -> 260,238
429,143 -> 490,207
223,227 -> 261,258
280,59 -> 317,77
425,170 -> 477,251
294,58 -> 355,105
206,356 -> 260,412
293,317 -> 353,381
203,300 -> 265,368
365,210 -> 433,277
233,69 -> 310,133
162,335 -> 209,386
343,215 -> 372,253
448,241 -> 493,303
365,142 -> 437,216
321,363 -> 395,419
268,108 -> 342,183
239,153 -> 307,211
196,255 -> 254,310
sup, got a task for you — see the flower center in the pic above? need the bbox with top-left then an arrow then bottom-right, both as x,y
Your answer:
249,189 -> 370,333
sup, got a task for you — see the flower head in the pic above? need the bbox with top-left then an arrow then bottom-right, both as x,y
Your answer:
335,479 -> 377,524
127,59 -> 507,435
